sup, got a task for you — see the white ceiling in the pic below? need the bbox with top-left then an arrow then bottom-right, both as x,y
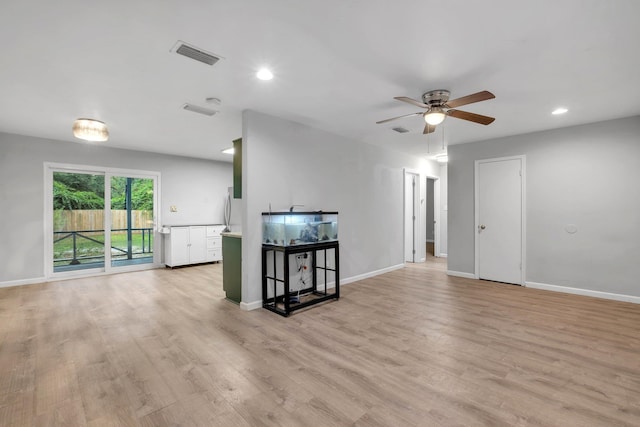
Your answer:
1,0 -> 639,162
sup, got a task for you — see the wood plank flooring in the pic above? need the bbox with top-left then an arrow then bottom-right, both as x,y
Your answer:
1,261 -> 639,426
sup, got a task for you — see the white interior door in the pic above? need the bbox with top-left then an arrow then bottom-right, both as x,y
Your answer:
475,157 -> 524,284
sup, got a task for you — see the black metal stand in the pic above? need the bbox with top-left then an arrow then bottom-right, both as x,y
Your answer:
262,241 -> 339,317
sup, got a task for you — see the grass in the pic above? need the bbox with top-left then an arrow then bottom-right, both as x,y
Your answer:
53,231 -> 153,265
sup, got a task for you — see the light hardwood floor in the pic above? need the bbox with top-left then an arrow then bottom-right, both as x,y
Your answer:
1,262 -> 639,426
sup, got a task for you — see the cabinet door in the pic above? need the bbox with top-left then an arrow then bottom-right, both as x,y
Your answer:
189,226 -> 207,264
169,227 -> 190,266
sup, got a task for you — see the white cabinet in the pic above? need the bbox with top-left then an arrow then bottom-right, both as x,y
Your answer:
164,225 -> 224,267
205,225 -> 225,262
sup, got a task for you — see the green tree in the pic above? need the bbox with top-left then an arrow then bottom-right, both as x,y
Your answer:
54,172 -> 104,198
110,178 -> 153,210
53,181 -> 104,209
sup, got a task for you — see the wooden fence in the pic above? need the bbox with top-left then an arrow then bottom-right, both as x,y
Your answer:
53,210 -> 153,232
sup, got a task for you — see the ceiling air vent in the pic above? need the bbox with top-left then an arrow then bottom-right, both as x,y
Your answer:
392,127 -> 409,133
172,40 -> 222,66
182,103 -> 218,116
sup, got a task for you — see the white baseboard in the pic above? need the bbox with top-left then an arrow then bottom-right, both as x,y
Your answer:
438,253 -> 448,258
0,263 -> 166,289
419,257 -> 426,262
447,270 -> 475,279
525,281 -> 640,304
426,239 -> 435,243
341,263 -> 405,285
240,300 -> 263,311
0,276 -> 47,289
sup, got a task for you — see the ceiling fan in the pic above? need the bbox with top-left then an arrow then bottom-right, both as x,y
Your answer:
377,90 -> 496,134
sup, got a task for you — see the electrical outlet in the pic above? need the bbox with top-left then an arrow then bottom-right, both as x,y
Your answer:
170,205 -> 178,212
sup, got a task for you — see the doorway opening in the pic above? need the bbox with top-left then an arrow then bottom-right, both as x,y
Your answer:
426,177 -> 436,258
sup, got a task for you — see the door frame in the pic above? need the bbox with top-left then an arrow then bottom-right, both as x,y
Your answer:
474,155 -> 526,284
44,162 -> 162,280
426,175 -> 441,258
403,168 -> 421,263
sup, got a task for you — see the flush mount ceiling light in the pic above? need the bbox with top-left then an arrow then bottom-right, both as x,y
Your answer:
256,68 -> 273,81
424,107 -> 446,126
552,107 -> 568,115
221,147 -> 234,155
72,118 -> 109,142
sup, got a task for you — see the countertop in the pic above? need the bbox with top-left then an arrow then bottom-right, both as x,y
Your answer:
221,232 -> 242,238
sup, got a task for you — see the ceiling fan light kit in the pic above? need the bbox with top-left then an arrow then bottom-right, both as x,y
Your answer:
424,107 -> 446,125
377,89 -> 496,132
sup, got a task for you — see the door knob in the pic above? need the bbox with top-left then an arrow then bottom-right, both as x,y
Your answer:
479,224 -> 486,230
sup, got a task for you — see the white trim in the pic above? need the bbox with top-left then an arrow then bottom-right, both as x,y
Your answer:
239,264 -> 404,311
474,155 -> 526,284
403,169 -> 421,263
0,276 -> 47,289
240,300 -> 263,311
447,270 -> 475,279
525,281 -> 640,305
426,239 -> 435,243
341,263 -> 405,285
0,262 -> 164,289
429,176 -> 442,263
438,253 -> 448,258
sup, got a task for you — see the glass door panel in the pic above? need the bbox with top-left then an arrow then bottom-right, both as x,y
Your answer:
110,176 -> 155,268
52,171 -> 105,272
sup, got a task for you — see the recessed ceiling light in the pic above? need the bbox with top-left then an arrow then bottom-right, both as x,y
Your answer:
552,107 -> 568,115
256,68 -> 273,81
221,147 -> 234,155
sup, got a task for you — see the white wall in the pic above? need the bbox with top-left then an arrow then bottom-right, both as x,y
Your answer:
241,110 -> 439,306
0,132 -> 232,284
447,115 -> 640,298
439,163 -> 448,256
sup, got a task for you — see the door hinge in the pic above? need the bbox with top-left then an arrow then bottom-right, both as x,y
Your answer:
519,263 -> 522,270
519,170 -> 522,176
413,249 -> 416,254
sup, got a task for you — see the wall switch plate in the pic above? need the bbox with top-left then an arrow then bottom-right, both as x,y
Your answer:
170,205 -> 178,212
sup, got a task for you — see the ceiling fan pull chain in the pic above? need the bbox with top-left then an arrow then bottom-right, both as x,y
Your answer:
442,125 -> 445,150
427,130 -> 430,153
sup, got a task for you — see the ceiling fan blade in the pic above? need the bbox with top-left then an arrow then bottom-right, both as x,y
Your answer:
394,96 -> 429,108
376,112 -> 423,124
445,91 -> 495,109
423,123 -> 436,134
447,109 -> 495,125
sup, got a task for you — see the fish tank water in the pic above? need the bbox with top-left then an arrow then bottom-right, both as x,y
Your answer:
262,211 -> 338,246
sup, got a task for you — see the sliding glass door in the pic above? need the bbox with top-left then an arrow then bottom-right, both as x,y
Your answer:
52,171 -> 106,273
110,176 -> 155,268
47,164 -> 159,278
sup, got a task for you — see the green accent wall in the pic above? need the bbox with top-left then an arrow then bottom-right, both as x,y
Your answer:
233,138 -> 242,199
222,234 -> 242,303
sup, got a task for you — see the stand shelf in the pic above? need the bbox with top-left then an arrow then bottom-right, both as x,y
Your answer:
262,240 -> 339,317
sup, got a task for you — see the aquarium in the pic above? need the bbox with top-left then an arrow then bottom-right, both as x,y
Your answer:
262,211 -> 338,246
